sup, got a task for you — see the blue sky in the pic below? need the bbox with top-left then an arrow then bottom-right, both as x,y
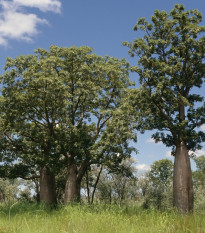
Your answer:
0,0 -> 204,171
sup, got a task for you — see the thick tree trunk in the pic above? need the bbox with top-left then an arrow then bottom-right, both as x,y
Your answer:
64,163 -> 81,203
40,166 -> 57,204
173,141 -> 194,213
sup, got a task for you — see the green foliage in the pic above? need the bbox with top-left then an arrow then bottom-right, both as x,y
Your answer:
193,156 -> 205,187
142,159 -> 173,210
149,159 -> 173,186
124,4 -> 205,151
193,155 -> 205,172
193,156 -> 205,210
0,179 -> 19,203
17,179 -> 36,203
83,158 -> 138,204
0,46 -> 135,183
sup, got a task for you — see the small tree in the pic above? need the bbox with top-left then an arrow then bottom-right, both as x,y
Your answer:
193,156 -> 205,210
147,159 -> 173,210
124,4 -> 205,213
0,178 -> 19,204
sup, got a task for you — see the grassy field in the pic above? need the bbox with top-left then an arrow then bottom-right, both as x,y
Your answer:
0,202 -> 205,233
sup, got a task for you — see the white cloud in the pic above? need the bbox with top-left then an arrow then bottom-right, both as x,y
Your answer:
200,124 -> 205,132
166,150 -> 172,158
13,0 -> 61,13
136,163 -> 150,171
146,138 -> 162,145
166,149 -> 205,158
146,138 -> 155,143
0,0 -> 61,46
190,149 -> 205,157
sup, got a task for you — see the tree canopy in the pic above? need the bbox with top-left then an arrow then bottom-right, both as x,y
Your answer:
0,45 -> 136,203
124,4 -> 205,150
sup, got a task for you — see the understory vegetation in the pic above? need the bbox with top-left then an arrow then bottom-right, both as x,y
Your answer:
0,203 -> 205,233
1,156 -> 205,212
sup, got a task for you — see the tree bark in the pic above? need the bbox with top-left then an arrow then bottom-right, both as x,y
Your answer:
40,166 -> 57,204
173,141 -> 194,213
64,163 -> 81,203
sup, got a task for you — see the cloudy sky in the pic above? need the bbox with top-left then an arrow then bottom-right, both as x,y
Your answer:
0,0 -> 204,171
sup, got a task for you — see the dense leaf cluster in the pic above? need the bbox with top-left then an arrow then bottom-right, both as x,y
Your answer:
0,46 -> 136,183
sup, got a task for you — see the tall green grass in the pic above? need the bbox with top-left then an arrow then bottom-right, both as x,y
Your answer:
0,202 -> 205,233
